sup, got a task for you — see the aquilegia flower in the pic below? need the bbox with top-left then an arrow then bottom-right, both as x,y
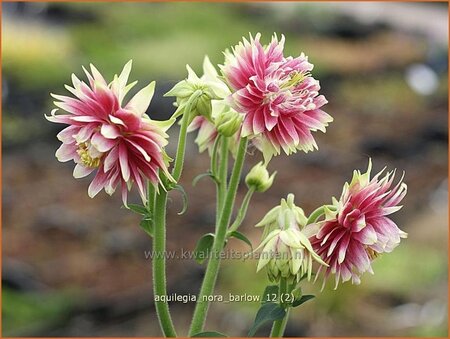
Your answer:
222,33 -> 333,162
255,194 -> 327,282
46,61 -> 174,204
181,56 -> 241,155
307,159 -> 407,288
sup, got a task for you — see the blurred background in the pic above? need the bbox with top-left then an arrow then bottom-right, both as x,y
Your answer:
2,1 -> 448,337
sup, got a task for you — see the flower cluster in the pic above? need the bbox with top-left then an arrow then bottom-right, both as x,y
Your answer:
169,34 -> 332,163
254,160 -> 407,289
46,61 -> 173,204
46,33 -> 407,295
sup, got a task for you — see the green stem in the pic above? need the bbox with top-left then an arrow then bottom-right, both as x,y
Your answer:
188,137 -> 248,336
151,91 -> 201,337
216,137 -> 229,226
153,190 -> 177,337
210,135 -> 221,179
147,180 -> 156,214
306,206 -> 325,225
227,187 -> 255,234
270,308 -> 290,338
270,278 -> 289,338
172,90 -> 202,182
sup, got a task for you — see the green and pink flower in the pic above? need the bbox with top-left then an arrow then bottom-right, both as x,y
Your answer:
46,61 -> 173,204
222,33 -> 333,161
307,160 -> 408,288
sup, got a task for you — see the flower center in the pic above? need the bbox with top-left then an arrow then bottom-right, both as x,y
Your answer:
77,142 -> 102,168
264,71 -> 310,105
280,71 -> 309,90
366,247 -> 380,261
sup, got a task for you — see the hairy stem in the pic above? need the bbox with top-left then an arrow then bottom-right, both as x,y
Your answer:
147,180 -> 156,214
270,308 -> 290,338
210,136 -> 221,180
270,278 -> 289,338
153,190 -> 177,337
151,91 -> 202,337
172,90 -> 202,182
188,137 -> 248,336
216,137 -> 229,226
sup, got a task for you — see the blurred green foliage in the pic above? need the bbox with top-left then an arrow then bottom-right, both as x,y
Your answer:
2,18 -> 74,89
2,287 -> 77,337
4,3 -> 271,90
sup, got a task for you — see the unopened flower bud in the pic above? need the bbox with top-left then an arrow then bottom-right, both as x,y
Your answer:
245,162 -> 276,193
195,93 -> 213,121
256,194 -> 307,231
165,65 -> 220,123
255,227 -> 327,283
254,194 -> 328,282
215,108 -> 243,137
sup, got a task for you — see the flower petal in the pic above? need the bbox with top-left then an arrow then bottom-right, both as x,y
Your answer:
125,81 -> 155,115
118,142 -> 130,181
55,143 -> 77,162
91,132 -> 116,152
73,164 -> 95,178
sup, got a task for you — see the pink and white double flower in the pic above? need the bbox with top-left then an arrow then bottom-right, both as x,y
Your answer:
46,61 -> 174,204
222,33 -> 333,161
306,160 -> 408,288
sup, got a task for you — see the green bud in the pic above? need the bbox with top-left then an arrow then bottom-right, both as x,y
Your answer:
254,194 -> 328,283
215,108 -> 243,137
165,64 -> 220,123
195,94 -> 213,121
245,162 -> 276,192
254,227 -> 327,283
202,86 -> 221,101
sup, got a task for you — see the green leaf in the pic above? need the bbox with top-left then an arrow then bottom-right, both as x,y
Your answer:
173,184 -> 188,215
192,171 -> 216,186
292,295 -> 315,308
139,217 -> 154,237
261,285 -> 279,304
228,231 -> 252,250
248,302 -> 286,337
126,203 -> 148,215
194,233 -> 214,264
191,331 -> 227,337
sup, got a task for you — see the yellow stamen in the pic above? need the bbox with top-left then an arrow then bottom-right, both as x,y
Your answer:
280,71 -> 309,90
77,143 -> 101,168
366,247 -> 380,261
